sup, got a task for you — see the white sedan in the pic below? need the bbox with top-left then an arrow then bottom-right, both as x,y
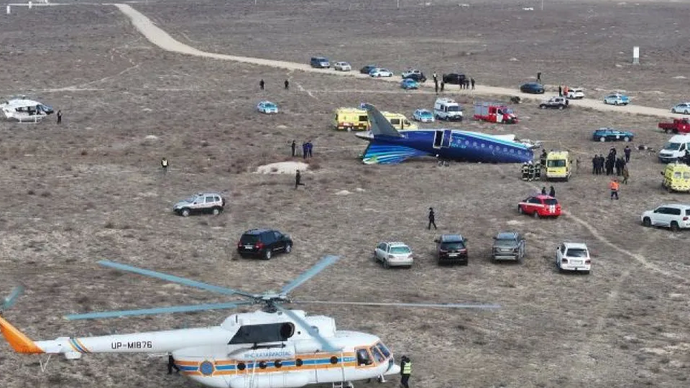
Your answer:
334,62 -> 352,72
369,68 -> 393,77
671,102 -> 690,115
556,242 -> 591,274
374,242 -> 413,268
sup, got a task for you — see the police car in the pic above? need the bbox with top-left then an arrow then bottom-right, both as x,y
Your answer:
257,101 -> 279,114
173,192 -> 225,217
412,109 -> 435,123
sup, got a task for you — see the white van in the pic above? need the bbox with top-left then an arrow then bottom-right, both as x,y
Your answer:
658,134 -> 690,163
433,98 -> 463,121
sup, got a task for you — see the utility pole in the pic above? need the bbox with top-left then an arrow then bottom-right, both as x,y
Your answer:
397,0 -> 400,9
541,0 -> 544,11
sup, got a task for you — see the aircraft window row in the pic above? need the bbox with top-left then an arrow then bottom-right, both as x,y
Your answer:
236,358 -> 310,371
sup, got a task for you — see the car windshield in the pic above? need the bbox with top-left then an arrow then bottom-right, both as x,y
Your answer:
184,196 -> 198,203
264,103 -> 276,108
663,142 -> 681,151
547,159 -> 566,167
421,112 -> 431,116
390,246 -> 411,254
441,242 -> 465,250
447,106 -> 460,112
566,248 -> 588,258
544,198 -> 558,205
503,108 -> 514,114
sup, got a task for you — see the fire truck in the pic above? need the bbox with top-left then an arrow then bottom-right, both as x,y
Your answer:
473,102 -> 518,124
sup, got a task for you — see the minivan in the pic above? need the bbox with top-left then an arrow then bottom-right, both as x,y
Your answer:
310,57 -> 330,69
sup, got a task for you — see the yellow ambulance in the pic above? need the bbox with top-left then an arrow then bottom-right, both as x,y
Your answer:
661,162 -> 690,192
332,108 -> 417,131
545,151 -> 572,181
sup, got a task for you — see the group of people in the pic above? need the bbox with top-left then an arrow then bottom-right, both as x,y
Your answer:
431,73 -> 476,94
290,140 -> 314,158
591,146 -> 630,184
259,79 -> 290,90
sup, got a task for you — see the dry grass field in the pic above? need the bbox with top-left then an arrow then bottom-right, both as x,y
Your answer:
1,1 -> 689,388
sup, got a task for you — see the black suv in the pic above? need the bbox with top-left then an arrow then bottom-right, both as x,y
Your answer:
442,73 -> 467,85
360,64 -> 377,74
434,234 -> 468,265
237,229 -> 293,260
403,72 -> 427,83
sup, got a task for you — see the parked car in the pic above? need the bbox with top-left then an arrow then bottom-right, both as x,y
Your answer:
310,56 -> 330,68
518,194 -> 561,219
401,69 -> 427,82
520,82 -> 545,94
237,228 -> 293,259
556,242 -> 591,274
491,232 -> 526,262
360,65 -> 377,74
592,128 -> 634,142
658,118 -> 690,134
369,68 -> 393,77
641,204 -> 690,231
671,102 -> 690,115
566,87 -> 585,99
434,234 -> 468,266
373,242 -> 413,268
257,101 -> 278,114
173,192 -> 225,217
400,79 -> 419,90
333,61 -> 352,71
539,96 -> 569,109
413,109 -> 435,123
442,73 -> 466,85
603,93 -> 629,106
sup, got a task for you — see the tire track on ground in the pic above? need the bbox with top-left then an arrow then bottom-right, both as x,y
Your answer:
112,3 -> 673,119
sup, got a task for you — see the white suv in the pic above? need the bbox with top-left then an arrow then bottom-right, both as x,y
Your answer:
641,204 -> 690,231
173,192 -> 225,217
374,242 -> 413,269
556,242 -> 591,274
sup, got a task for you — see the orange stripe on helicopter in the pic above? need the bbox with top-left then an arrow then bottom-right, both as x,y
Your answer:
75,338 -> 91,353
0,316 -> 44,354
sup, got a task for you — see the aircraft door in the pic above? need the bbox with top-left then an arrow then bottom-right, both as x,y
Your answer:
433,131 -> 443,148
441,130 -> 452,148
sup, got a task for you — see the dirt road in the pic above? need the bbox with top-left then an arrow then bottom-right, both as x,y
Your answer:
114,3 -> 672,118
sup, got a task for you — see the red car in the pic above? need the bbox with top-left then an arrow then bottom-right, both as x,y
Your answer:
518,195 -> 561,218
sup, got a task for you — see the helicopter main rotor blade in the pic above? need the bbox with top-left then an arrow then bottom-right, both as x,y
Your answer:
280,256 -> 340,296
292,300 -> 501,309
274,304 -> 341,353
64,301 -> 254,320
99,260 -> 256,299
1,285 -> 25,311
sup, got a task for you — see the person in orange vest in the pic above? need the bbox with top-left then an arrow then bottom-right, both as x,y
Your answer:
610,178 -> 620,200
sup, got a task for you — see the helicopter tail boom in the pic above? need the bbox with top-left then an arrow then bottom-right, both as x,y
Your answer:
0,315 -> 44,354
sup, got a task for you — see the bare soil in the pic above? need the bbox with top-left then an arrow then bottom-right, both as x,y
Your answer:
0,2 -> 689,388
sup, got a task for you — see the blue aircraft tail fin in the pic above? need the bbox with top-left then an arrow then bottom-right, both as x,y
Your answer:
363,104 -> 401,138
362,142 -> 429,164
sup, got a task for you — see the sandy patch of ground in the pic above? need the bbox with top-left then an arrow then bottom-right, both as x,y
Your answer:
256,161 -> 309,174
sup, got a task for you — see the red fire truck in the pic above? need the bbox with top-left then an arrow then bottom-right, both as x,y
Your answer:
473,102 -> 518,124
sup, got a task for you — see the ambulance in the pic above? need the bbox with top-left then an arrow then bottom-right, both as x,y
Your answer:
661,162 -> 690,192
332,108 -> 418,131
545,151 -> 572,181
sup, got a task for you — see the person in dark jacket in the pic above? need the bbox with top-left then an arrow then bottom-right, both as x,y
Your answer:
291,140 -> 296,157
168,353 -> 180,374
400,355 -> 412,388
624,145 -> 631,163
259,79 -> 265,90
295,170 -> 305,189
549,186 -> 556,197
541,187 -> 547,195
427,208 -> 437,230
284,79 -> 289,90
302,142 -> 308,159
56,110 -> 62,124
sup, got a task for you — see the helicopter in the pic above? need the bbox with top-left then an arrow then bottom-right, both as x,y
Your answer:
0,256 -> 499,388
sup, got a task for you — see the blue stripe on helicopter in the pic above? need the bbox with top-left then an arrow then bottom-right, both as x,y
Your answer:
183,357 -> 358,372
69,338 -> 87,353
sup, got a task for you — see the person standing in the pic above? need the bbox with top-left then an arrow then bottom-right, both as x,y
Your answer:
284,79 -> 289,90
610,178 -> 620,200
302,142 -> 308,159
160,157 -> 169,174
168,353 -> 180,374
295,170 -> 305,189
259,79 -> 265,90
624,145 -> 631,163
307,141 -> 313,158
56,109 -> 62,124
622,166 -> 629,184
427,208 -> 437,230
291,140 -> 296,157
558,85 -> 562,97
471,78 -> 475,89
434,79 -> 439,94
400,355 -> 412,388
541,187 -> 547,195
537,72 -> 542,83
440,81 -> 444,92
549,186 -> 556,197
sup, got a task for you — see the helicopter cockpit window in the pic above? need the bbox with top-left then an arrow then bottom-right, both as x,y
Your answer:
376,342 -> 391,358
356,348 -> 373,366
369,346 -> 385,363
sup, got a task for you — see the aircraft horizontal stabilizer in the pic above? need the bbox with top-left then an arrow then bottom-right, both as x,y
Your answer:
362,142 -> 430,164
